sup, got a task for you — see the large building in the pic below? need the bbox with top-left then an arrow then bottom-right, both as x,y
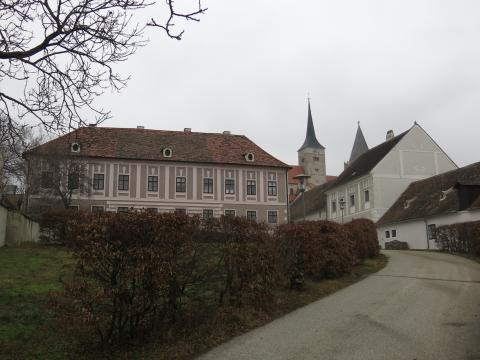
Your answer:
25,126 -> 290,224
325,123 -> 457,223
290,122 -> 458,224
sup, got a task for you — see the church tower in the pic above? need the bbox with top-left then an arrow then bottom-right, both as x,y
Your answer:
298,100 -> 327,186
345,122 -> 368,168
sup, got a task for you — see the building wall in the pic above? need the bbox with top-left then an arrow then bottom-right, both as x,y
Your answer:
326,174 -> 374,223
326,124 -> 457,224
28,157 -> 289,224
377,209 -> 480,250
298,147 -> 326,186
372,124 -> 457,221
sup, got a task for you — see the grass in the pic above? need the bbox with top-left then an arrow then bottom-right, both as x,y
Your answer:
0,245 -> 387,360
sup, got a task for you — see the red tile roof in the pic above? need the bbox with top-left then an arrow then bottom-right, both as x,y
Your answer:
287,166 -> 305,184
26,127 -> 289,168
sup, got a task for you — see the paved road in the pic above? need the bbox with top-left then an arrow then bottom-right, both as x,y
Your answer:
198,251 -> 480,360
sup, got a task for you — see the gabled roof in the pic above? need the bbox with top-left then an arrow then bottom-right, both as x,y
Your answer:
290,180 -> 335,220
25,127 -> 289,168
378,162 -> 480,226
349,123 -> 369,164
328,129 -> 409,189
298,100 -> 324,151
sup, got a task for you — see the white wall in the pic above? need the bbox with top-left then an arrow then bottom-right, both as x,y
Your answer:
373,124 -> 457,220
377,209 -> 480,250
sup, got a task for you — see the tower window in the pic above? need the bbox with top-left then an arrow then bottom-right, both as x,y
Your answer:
301,158 -> 304,163
313,156 -> 320,161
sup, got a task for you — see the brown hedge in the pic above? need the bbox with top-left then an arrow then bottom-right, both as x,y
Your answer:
436,220 -> 480,256
45,212 -> 380,347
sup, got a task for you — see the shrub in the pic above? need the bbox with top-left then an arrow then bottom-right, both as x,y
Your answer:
276,221 -> 357,289
437,221 -> 480,256
345,219 -> 380,260
38,209 -> 78,244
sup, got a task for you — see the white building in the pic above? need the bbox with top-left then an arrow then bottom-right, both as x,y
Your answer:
377,162 -> 480,249
325,123 -> 457,223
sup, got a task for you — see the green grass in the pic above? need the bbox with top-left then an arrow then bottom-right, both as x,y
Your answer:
0,244 -> 75,360
0,245 -> 387,360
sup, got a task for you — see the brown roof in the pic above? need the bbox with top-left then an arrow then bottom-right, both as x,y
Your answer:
330,129 -> 409,188
377,162 -> 480,226
290,180 -> 335,221
26,127 -> 289,168
287,166 -> 305,184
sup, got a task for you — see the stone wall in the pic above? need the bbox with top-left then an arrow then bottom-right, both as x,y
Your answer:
0,205 -> 40,247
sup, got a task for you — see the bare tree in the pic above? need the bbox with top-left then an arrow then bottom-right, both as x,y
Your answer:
0,0 -> 207,138
30,151 -> 91,209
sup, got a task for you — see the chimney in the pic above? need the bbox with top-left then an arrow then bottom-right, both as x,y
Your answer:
223,131 -> 231,135
184,128 -> 191,133
137,125 -> 144,129
386,130 -> 394,141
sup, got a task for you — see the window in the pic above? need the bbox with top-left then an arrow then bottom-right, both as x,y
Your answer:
392,229 -> 397,238
92,206 -> 104,213
289,188 -> 294,195
332,201 -> 337,212
203,178 -> 214,193
268,181 -> 277,196
225,179 -> 235,194
41,171 -> 54,189
350,194 -> 355,207
118,175 -> 129,191
203,209 -> 214,219
175,208 -> 186,215
176,177 -> 186,193
148,176 -> 158,192
117,207 -> 129,213
68,170 -> 79,190
385,230 -> 390,239
247,180 -> 256,195
313,156 -> 320,161
427,224 -> 437,240
267,210 -> 278,224
146,208 -> 158,213
246,210 -> 257,222
93,174 -> 104,190
224,209 -> 236,217
365,190 -> 370,202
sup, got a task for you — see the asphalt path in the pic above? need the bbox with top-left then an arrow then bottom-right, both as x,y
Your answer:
198,251 -> 480,360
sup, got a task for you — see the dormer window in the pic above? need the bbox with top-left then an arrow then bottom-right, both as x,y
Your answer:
163,148 -> 172,158
71,142 -> 80,153
245,152 -> 255,162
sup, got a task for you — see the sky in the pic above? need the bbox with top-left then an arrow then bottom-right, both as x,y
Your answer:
95,0 -> 480,175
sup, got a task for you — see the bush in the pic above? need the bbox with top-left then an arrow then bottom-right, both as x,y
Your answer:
276,221 -> 357,289
437,221 -> 480,256
38,209 -> 78,244
46,211 -> 380,348
345,219 -> 380,260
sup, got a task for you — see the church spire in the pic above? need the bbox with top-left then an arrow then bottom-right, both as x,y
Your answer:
348,121 -> 368,164
298,99 -> 324,152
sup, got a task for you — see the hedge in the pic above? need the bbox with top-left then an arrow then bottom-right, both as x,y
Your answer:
44,211 -> 379,347
436,220 -> 480,256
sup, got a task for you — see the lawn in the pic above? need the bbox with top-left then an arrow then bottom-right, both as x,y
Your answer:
0,244 -> 387,359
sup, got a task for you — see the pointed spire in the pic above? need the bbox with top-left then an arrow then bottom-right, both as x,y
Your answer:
298,99 -> 325,152
348,121 -> 369,164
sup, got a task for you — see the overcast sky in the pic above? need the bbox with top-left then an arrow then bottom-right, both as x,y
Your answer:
96,0 -> 480,175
